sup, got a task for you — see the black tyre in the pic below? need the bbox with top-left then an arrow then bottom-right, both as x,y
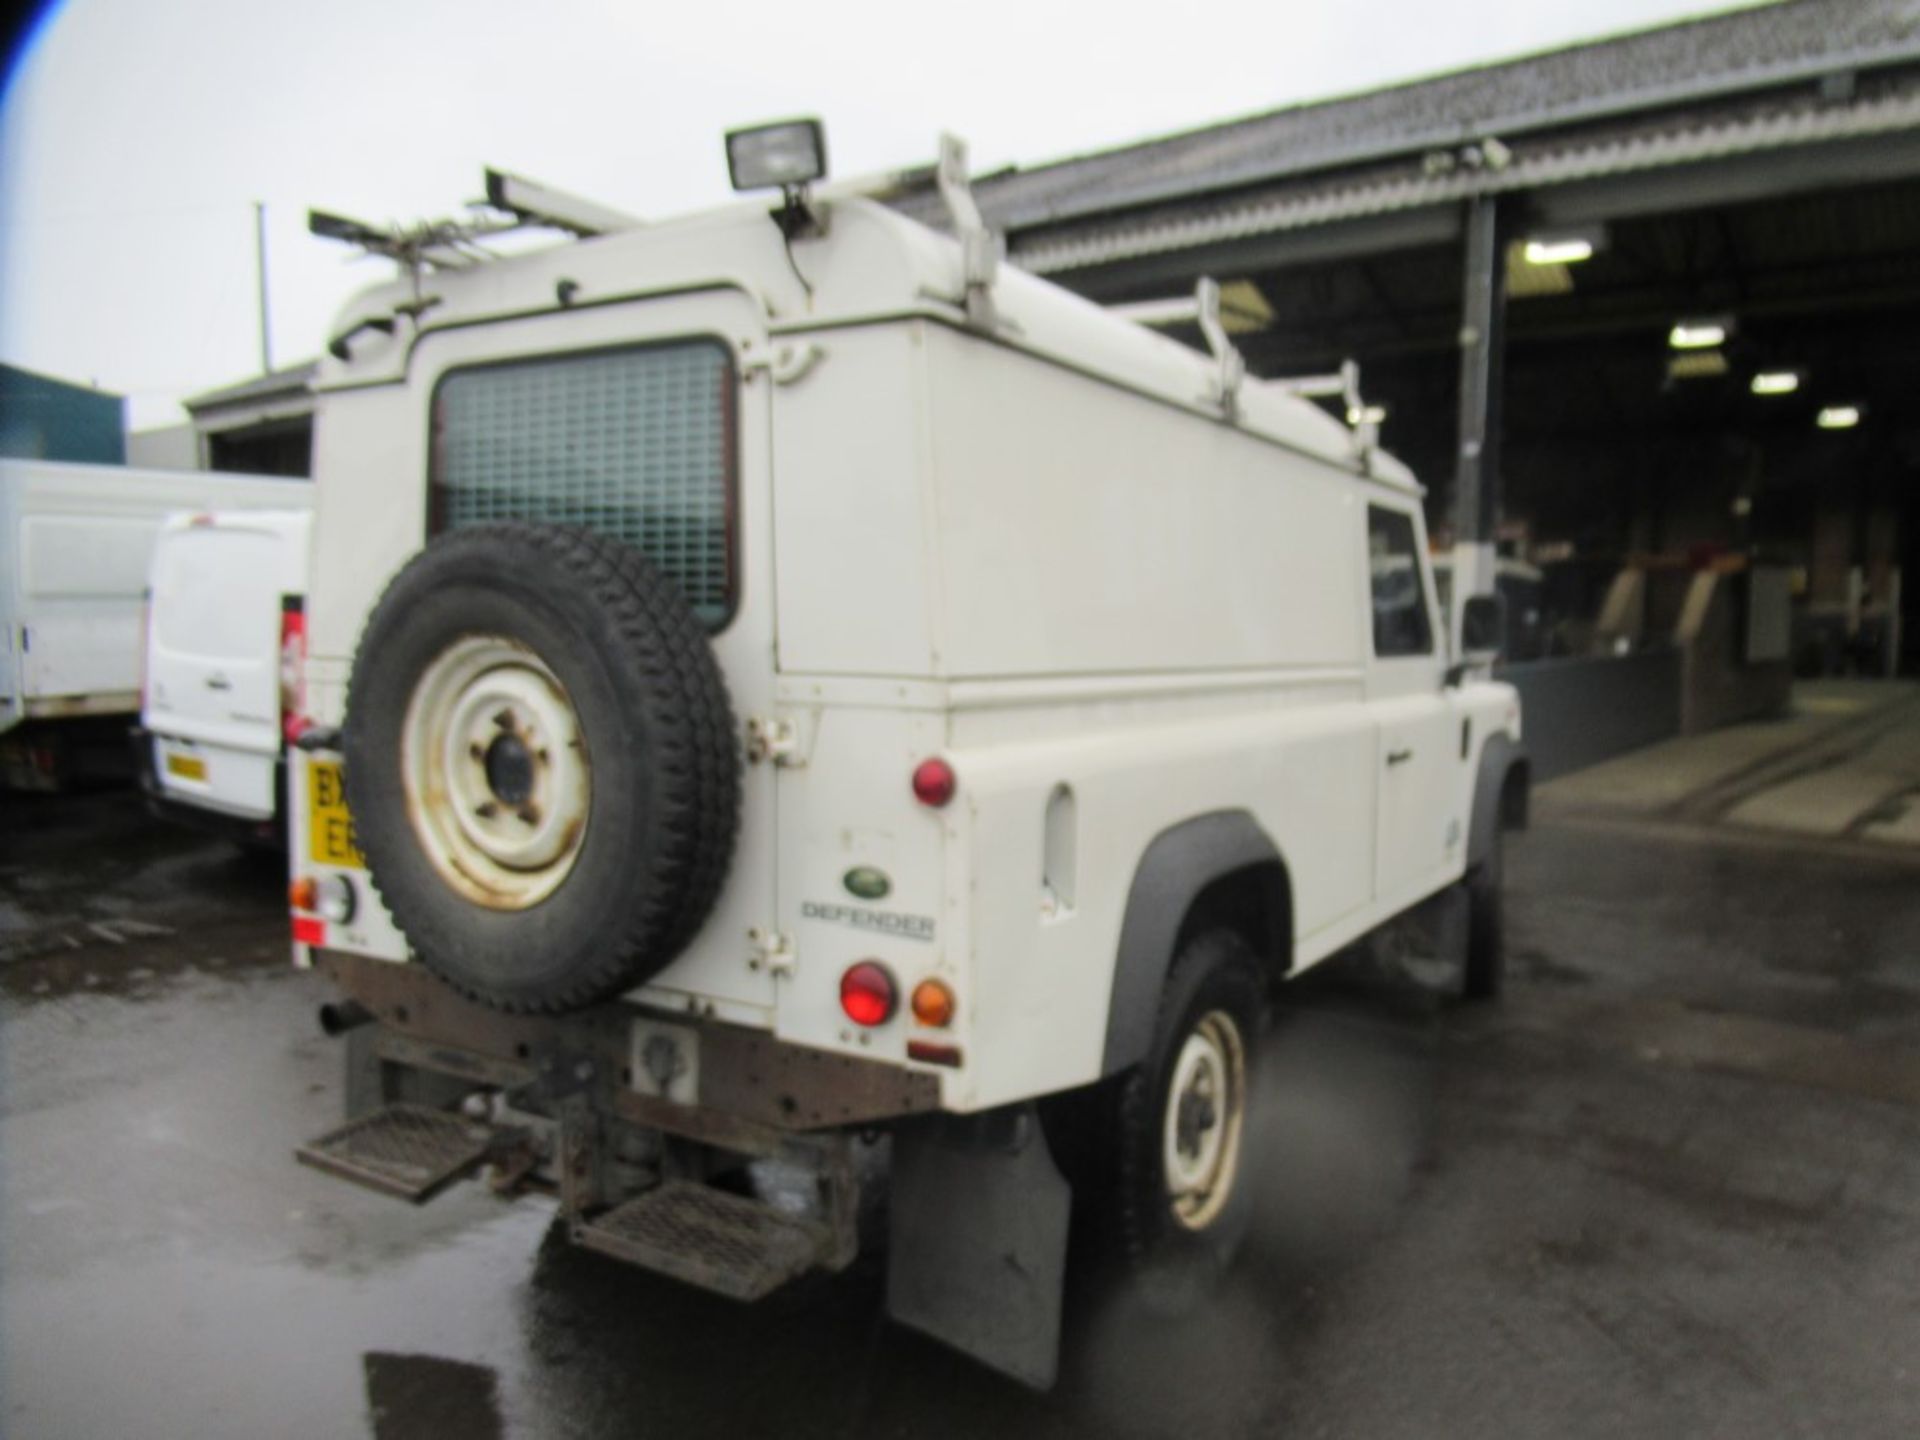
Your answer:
1462,826 -> 1505,1000
1109,929 -> 1264,1287
342,523 -> 739,1012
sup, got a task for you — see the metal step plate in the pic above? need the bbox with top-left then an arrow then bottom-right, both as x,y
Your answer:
575,1179 -> 825,1301
297,1104 -> 494,1203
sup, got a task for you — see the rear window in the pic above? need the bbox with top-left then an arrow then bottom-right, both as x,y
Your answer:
430,341 -> 737,627
152,527 -> 281,658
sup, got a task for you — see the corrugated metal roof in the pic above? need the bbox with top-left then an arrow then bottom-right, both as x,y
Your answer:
891,0 -> 1920,235
1014,76 -> 1920,275
184,360 -> 318,413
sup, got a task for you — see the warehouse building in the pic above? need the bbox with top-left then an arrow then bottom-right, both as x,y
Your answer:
888,0 -> 1918,768
0,362 -> 123,465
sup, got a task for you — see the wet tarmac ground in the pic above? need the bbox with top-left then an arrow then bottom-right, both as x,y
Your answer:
3,790 -> 1919,1438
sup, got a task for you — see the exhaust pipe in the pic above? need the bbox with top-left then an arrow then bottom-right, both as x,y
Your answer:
318,1001 -> 374,1037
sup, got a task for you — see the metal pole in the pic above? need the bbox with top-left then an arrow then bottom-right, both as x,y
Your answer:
255,201 -> 273,375
1450,193 -> 1507,657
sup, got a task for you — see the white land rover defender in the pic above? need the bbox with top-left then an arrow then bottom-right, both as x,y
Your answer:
288,123 -> 1527,1387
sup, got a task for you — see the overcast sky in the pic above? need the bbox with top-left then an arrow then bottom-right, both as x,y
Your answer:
0,0 -> 1762,430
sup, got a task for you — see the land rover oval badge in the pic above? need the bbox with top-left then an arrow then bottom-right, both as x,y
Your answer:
843,866 -> 891,901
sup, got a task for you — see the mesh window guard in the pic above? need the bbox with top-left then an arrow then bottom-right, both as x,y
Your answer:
431,341 -> 736,626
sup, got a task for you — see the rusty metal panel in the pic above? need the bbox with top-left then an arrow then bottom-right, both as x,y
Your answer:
317,951 -> 940,1133
694,1021 -> 941,1130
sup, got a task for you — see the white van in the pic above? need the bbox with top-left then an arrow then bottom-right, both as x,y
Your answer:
0,459 -> 311,788
138,509 -> 313,844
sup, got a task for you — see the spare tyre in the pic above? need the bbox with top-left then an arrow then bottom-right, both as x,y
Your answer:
342,522 -> 739,1012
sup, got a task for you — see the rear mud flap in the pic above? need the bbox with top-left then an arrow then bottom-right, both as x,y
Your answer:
886,1105 -> 1071,1390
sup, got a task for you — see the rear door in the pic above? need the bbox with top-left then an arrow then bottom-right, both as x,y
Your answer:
409,291 -> 779,1022
145,513 -> 305,816
1365,502 -> 1465,909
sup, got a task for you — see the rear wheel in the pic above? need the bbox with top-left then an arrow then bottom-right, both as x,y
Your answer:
1108,930 -> 1263,1289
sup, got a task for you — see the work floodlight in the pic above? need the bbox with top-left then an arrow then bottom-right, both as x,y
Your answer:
726,119 -> 827,192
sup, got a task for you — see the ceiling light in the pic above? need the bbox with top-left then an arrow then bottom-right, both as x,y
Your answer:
1506,250 -> 1573,298
1670,317 -> 1732,350
1750,370 -> 1801,396
1518,224 -> 1604,267
1668,351 -> 1729,380
1523,238 -> 1594,265
1817,405 -> 1861,430
1216,279 -> 1274,335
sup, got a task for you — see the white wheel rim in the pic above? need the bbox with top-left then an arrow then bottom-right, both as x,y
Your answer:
399,635 -> 591,910
1161,1009 -> 1248,1231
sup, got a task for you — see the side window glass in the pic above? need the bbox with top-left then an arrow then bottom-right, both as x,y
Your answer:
1368,505 -> 1434,658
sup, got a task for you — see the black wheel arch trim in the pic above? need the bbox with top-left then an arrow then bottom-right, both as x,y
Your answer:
1100,809 -> 1290,1077
1469,731 -> 1530,869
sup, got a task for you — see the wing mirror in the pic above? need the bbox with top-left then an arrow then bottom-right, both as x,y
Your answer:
1446,593 -> 1507,686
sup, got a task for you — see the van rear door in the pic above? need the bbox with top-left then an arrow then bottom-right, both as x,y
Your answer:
144,511 -> 310,819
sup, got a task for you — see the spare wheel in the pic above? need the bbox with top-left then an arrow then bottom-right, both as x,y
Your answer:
342,522 -> 739,1012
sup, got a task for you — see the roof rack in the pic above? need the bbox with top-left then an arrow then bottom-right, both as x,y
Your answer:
308,165 -> 640,270
309,167 -> 645,359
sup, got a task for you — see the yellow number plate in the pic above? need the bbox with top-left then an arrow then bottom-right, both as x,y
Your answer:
308,759 -> 365,868
164,752 -> 207,782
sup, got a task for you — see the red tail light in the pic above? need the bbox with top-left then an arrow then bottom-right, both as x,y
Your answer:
839,962 -> 897,1027
279,596 -> 307,746
912,757 -> 956,808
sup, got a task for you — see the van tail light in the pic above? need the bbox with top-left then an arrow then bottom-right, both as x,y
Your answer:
839,962 -> 897,1027
279,596 -> 307,746
137,587 -> 153,713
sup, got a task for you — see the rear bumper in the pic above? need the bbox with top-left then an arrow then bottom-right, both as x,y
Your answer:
313,948 -> 943,1141
132,725 -> 287,849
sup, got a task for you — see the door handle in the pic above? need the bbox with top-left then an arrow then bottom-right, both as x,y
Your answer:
1386,748 -> 1413,766
205,673 -> 232,691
